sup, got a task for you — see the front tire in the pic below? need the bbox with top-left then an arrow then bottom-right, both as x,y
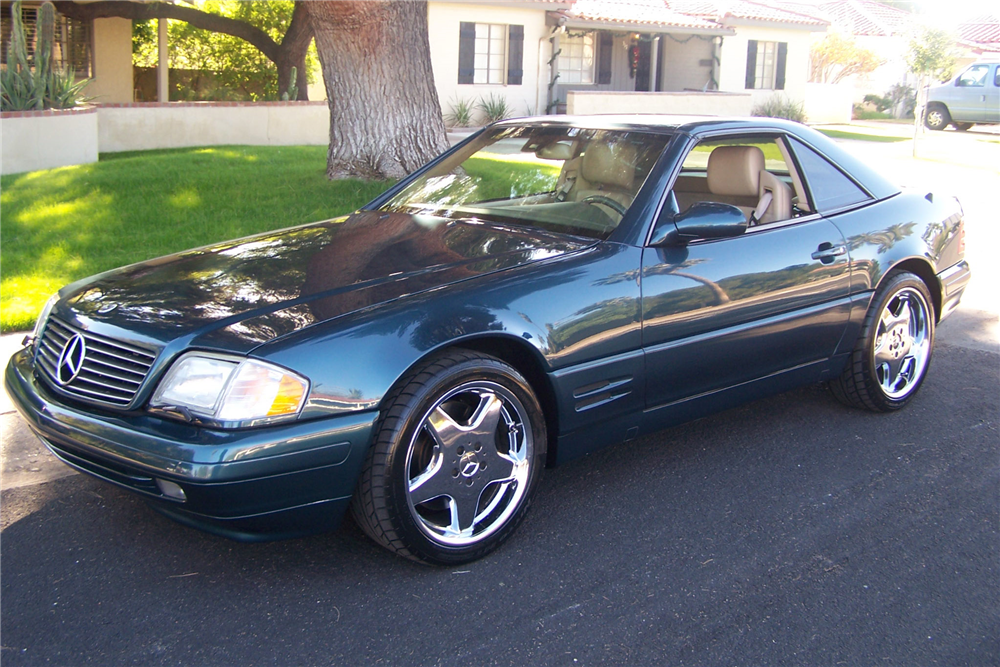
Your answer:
351,349 -> 546,564
831,272 -> 935,412
924,105 -> 950,131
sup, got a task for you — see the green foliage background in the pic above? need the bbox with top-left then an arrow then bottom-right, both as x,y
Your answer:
132,0 -> 316,101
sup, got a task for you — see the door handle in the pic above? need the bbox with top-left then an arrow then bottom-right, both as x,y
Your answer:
812,243 -> 846,263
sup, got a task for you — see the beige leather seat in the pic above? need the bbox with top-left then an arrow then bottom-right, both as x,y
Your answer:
705,145 -> 792,225
568,142 -> 637,210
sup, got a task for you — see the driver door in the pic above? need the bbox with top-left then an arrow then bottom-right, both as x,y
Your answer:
641,135 -> 853,411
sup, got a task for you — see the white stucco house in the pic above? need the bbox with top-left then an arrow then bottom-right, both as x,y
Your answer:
427,0 -> 829,122
4,0 -> 842,174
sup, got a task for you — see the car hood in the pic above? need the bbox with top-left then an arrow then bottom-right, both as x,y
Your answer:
58,210 -> 589,352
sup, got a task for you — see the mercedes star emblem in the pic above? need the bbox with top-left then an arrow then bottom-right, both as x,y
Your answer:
56,334 -> 87,385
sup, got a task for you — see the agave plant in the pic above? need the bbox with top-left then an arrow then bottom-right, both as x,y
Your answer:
445,98 -> 475,127
1,0 -> 91,111
750,93 -> 807,123
476,93 -> 512,124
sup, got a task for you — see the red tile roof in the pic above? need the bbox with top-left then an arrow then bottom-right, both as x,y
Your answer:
957,14 -> 1000,48
559,0 -> 828,30
560,0 -> 726,31
817,0 -> 914,37
717,0 -> 829,26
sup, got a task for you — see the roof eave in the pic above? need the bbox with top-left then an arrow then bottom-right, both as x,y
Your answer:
721,16 -> 829,32
551,14 -> 734,36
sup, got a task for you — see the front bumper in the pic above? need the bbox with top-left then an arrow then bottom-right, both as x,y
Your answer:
4,348 -> 377,541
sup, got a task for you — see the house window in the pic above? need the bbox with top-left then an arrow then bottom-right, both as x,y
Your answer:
745,40 -> 786,91
458,22 -> 524,86
0,4 -> 92,77
474,23 -> 506,84
558,32 -> 595,84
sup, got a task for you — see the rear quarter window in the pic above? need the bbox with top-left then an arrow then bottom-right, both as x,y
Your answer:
788,137 -> 871,212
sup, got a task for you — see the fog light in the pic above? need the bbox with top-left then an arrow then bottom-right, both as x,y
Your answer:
156,478 -> 187,501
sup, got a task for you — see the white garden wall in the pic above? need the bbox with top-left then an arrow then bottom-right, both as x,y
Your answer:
804,83 -> 853,125
96,102 -> 329,152
566,91 -> 753,116
1,107 -> 99,175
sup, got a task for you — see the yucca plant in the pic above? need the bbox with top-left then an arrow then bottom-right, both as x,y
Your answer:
477,93 -> 511,124
445,98 -> 475,127
750,93 -> 807,123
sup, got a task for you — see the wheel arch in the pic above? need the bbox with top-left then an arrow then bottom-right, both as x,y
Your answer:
386,333 -> 562,468
881,258 -> 942,321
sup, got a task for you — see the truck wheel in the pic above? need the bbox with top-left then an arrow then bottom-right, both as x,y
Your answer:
924,105 -> 950,131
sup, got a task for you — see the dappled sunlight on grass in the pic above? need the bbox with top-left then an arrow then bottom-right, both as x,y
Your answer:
168,187 -> 203,209
1,145 -> 393,331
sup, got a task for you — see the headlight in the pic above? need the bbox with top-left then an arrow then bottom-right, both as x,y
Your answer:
150,354 -> 309,427
32,293 -> 60,341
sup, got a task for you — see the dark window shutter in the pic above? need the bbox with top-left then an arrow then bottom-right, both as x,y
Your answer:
745,40 -> 758,89
775,42 -> 787,90
458,22 -> 476,84
507,24 -> 524,85
597,32 -> 613,85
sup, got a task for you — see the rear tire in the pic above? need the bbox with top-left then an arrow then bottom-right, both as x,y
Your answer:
924,105 -> 950,131
831,272 -> 935,412
351,349 -> 546,565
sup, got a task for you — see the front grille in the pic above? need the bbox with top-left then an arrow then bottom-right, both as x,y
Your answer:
35,316 -> 158,407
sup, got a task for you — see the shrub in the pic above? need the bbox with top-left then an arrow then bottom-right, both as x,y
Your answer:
887,83 -> 916,118
477,93 -> 511,124
863,93 -> 893,113
750,94 -> 806,123
446,98 -> 475,127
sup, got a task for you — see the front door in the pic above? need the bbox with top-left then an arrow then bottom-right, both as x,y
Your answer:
641,134 -> 853,411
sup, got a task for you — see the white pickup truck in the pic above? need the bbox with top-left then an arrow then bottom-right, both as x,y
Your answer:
925,61 -> 1000,131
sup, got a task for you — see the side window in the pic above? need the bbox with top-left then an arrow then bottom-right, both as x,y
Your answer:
994,66 -> 1000,88
672,136 -> 797,225
787,137 -> 870,212
956,65 -> 989,87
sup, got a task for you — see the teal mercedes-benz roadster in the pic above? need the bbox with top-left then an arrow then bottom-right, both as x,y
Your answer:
5,116 -> 971,564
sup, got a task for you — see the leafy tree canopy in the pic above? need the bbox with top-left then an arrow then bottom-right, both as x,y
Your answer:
906,27 -> 958,82
132,0 -> 315,101
810,32 -> 883,84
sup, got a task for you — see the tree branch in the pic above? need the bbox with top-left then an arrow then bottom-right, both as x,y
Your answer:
51,1 -> 280,61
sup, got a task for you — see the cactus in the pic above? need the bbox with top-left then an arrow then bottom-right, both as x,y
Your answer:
1,1 -> 90,111
281,66 -> 299,102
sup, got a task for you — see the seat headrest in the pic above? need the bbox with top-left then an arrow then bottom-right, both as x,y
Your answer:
707,145 -> 765,197
581,142 -> 636,190
537,141 -> 576,161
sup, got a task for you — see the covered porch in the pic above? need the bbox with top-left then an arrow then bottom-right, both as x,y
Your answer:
545,2 -> 734,114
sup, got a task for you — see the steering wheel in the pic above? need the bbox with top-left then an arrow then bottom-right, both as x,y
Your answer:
581,195 -> 627,218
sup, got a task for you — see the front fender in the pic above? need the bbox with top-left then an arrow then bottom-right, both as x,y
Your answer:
252,243 -> 644,424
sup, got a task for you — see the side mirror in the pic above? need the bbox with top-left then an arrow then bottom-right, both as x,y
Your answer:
673,202 -> 748,242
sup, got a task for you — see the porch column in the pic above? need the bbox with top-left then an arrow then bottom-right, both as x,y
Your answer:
157,18 -> 169,103
650,36 -> 660,92
547,30 -> 560,114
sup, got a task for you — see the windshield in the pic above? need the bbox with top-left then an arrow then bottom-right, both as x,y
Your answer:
380,126 -> 672,240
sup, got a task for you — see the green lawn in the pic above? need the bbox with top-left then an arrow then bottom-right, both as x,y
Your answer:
816,129 -> 909,143
0,146 -> 391,332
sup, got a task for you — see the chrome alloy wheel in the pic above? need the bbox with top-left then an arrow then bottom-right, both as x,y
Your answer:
926,109 -> 946,128
872,286 -> 931,400
404,381 -> 533,546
